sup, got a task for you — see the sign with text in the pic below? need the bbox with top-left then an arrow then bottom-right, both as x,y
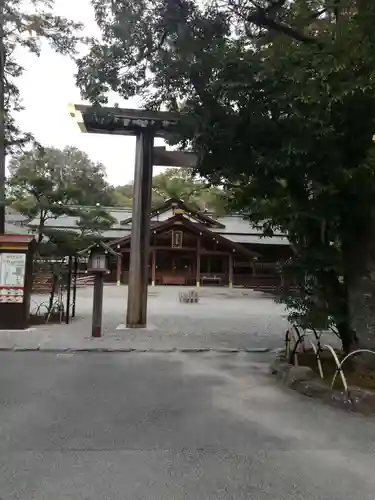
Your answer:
0,253 -> 26,303
172,230 -> 183,248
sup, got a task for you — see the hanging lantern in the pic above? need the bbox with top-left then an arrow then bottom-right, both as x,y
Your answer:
88,247 -> 109,273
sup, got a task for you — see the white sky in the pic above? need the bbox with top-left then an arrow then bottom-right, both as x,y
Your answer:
14,0 -> 167,186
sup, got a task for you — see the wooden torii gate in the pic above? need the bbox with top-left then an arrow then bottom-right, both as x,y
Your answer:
69,104 -> 196,328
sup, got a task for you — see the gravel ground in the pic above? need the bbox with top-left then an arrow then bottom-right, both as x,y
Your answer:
23,285 -> 289,350
1,286 -> 340,352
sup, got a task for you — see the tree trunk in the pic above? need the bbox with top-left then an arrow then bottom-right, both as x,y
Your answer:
47,273 -> 57,315
327,279 -> 357,354
348,274 -> 375,350
332,280 -> 357,355
336,320 -> 358,355
330,267 -> 358,354
37,212 -> 46,244
344,226 -> 375,352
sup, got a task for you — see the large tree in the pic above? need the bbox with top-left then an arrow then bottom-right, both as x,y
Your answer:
111,167 -> 228,214
76,0 -> 375,352
40,205 -> 116,257
7,145 -> 114,243
0,0 -> 84,232
151,168 -> 224,211
2,0 -> 83,151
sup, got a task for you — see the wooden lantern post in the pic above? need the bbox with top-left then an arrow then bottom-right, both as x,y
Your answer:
116,253 -> 122,286
87,245 -> 109,338
79,241 -> 120,337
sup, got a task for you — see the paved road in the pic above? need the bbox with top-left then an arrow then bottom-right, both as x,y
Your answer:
1,351 -> 375,499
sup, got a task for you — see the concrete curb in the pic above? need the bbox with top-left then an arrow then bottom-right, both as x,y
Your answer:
270,352 -> 375,415
0,346 -> 271,354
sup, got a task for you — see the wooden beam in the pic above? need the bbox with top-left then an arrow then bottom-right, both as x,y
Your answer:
196,237 -> 201,287
152,246 -> 196,251
228,253 -> 234,288
153,146 -> 197,168
126,131 -> 154,328
200,249 -> 231,255
69,104 -> 179,139
92,273 -> 104,337
151,249 -> 156,286
116,254 -> 122,286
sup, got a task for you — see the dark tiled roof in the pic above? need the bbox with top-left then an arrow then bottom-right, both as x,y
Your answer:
6,203 -> 289,246
111,214 -> 260,258
121,198 -> 225,228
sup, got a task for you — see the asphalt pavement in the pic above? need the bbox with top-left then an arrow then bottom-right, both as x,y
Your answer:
0,351 -> 375,499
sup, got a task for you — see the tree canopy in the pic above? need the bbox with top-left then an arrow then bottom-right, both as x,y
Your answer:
3,0 -> 83,152
7,145 -> 115,244
111,167 -> 228,214
76,0 -> 375,353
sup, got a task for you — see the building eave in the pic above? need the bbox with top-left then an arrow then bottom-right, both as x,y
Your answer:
111,215 -> 260,259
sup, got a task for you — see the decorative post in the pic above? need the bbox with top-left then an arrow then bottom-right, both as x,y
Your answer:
252,256 -> 257,275
151,249 -> 156,286
126,131 -> 154,327
280,261 -> 285,289
116,254 -> 122,286
228,252 -> 234,288
92,273 -> 105,338
196,236 -> 201,287
65,255 -> 73,324
72,255 -> 78,318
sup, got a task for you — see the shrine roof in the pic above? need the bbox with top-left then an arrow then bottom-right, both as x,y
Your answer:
120,198 -> 225,229
78,240 -> 120,257
111,214 -> 260,258
6,200 -> 289,246
4,223 -> 32,236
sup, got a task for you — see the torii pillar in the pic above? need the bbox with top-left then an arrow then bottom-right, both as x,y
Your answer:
69,105 -> 195,327
127,131 -> 153,326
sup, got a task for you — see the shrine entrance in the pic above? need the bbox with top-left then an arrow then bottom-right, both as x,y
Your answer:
111,206 -> 259,288
154,251 -> 196,286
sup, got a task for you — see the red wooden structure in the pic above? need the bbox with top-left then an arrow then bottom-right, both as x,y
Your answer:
109,199 -> 291,289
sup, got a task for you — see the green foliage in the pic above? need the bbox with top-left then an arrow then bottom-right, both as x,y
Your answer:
3,0 -> 83,152
76,206 -> 116,237
40,229 -> 100,257
111,167 -> 229,214
109,184 -> 133,209
7,145 -> 115,245
38,230 -> 85,257
150,168 -> 227,213
77,0 -> 355,108
78,0 -> 375,351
